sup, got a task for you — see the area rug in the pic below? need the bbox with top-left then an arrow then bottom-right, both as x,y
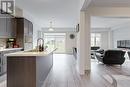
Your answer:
103,74 -> 130,87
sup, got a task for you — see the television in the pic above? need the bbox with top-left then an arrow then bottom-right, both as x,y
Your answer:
120,40 -> 126,48
117,40 -> 130,49
125,40 -> 130,48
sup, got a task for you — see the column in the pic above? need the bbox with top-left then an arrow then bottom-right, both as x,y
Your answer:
77,11 -> 91,75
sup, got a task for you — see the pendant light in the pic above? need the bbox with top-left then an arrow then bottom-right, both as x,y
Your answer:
49,21 -> 54,31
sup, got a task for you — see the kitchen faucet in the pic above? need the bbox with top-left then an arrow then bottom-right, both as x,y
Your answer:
37,38 -> 44,52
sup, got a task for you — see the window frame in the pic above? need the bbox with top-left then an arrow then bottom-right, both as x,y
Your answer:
91,33 -> 101,47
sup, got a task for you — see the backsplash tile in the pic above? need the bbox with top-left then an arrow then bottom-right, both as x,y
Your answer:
0,38 -> 6,47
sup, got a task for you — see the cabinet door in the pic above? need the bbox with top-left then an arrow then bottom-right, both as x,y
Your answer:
24,19 -> 29,35
0,53 -> 2,66
1,51 -> 6,73
11,18 -> 16,37
1,53 -> 6,74
6,17 -> 12,37
6,17 -> 16,37
28,21 -> 33,35
0,53 -> 3,75
0,18 -> 7,37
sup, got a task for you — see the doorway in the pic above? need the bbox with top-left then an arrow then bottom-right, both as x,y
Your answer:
44,33 -> 66,53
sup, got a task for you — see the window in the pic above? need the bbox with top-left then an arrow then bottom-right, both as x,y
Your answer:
44,33 -> 66,53
91,33 -> 101,47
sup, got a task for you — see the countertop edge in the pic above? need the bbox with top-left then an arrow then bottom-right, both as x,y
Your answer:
0,48 -> 23,52
5,48 -> 57,57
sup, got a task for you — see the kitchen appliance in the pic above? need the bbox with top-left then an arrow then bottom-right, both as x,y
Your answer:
6,38 -> 16,48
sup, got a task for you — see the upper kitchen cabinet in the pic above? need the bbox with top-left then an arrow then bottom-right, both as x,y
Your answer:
6,16 -> 16,38
24,18 -> 29,35
0,13 -> 16,38
28,20 -> 33,35
0,17 -> 7,38
15,17 -> 33,50
24,19 -> 33,35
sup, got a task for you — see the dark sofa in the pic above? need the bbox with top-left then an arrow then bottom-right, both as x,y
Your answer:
95,50 -> 125,65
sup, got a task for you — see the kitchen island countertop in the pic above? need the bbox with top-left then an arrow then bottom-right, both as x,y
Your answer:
6,48 -> 57,57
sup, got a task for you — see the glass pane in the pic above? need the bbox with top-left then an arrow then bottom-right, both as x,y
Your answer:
55,37 -> 65,53
95,33 -> 101,46
44,33 -> 66,53
91,33 -> 101,47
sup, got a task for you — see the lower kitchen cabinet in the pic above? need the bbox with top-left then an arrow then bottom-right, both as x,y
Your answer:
0,65 -> 2,75
0,53 -> 3,75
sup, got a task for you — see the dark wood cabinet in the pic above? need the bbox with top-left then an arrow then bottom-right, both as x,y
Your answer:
7,52 -> 53,87
28,21 -> 33,35
24,19 -> 33,35
16,18 -> 33,50
24,18 -> 29,35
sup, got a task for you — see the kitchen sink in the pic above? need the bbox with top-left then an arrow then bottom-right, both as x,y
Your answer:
25,49 -> 38,52
24,49 -> 44,52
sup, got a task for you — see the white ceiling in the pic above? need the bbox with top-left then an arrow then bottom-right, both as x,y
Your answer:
15,0 -> 130,30
90,0 -> 130,7
91,17 -> 130,29
15,0 -> 80,28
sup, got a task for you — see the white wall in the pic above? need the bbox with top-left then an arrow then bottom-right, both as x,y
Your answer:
66,32 -> 77,54
112,23 -> 130,48
101,31 -> 109,50
14,6 -> 23,17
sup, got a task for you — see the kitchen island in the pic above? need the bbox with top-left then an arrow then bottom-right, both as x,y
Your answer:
6,49 -> 56,87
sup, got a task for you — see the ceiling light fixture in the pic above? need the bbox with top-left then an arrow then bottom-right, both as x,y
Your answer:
49,21 -> 54,31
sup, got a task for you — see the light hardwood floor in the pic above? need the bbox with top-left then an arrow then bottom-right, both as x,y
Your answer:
1,54 -> 130,87
43,54 -> 130,87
